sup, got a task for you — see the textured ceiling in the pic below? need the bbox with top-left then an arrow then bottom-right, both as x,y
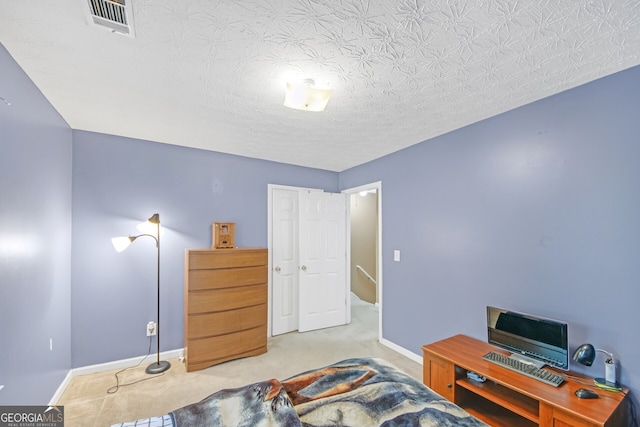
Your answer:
1,0 -> 640,171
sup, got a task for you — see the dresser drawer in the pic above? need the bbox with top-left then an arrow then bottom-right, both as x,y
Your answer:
188,284 -> 267,314
187,303 -> 267,338
188,249 -> 267,270
187,325 -> 267,365
188,266 -> 267,291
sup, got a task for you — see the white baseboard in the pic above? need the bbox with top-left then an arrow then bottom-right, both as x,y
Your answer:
51,348 -> 183,404
380,338 -> 423,365
49,370 -> 73,405
71,348 -> 183,376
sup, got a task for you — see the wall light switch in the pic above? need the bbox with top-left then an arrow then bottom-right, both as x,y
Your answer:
0,385 -> 4,392
393,250 -> 400,262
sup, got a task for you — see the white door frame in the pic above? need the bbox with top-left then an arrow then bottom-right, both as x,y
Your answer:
268,182 -> 381,339
342,181 -> 382,342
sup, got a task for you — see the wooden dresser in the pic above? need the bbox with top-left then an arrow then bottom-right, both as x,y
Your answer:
184,247 -> 268,372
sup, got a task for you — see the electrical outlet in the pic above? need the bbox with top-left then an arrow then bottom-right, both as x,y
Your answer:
146,321 -> 157,336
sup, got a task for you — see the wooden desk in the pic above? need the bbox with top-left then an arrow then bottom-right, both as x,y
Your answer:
422,335 -> 628,427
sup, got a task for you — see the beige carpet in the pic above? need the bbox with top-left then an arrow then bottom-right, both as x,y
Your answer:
57,303 -> 423,427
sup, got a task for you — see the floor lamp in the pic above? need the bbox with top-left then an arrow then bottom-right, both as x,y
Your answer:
112,213 -> 171,374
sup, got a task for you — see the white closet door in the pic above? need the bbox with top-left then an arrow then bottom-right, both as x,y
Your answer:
271,188 -> 300,335
298,190 -> 347,332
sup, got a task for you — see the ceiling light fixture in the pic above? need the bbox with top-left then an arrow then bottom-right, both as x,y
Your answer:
283,79 -> 333,112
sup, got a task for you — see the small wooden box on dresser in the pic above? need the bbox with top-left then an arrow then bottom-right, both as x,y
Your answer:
422,335 -> 628,427
184,247 -> 268,372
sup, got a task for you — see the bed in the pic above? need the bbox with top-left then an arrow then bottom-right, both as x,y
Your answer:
111,357 -> 488,426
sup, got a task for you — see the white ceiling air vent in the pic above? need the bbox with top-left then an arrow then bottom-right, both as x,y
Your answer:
85,0 -> 135,37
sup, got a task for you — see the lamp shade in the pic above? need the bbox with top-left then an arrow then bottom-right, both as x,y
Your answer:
572,343 -> 596,366
283,80 -> 333,112
111,236 -> 134,252
136,217 -> 164,237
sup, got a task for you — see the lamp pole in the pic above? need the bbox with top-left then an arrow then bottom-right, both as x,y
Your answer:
145,213 -> 171,374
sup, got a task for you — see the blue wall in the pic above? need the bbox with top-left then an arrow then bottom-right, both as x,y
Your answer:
0,44 -> 73,404
70,131 -> 338,367
340,65 -> 640,407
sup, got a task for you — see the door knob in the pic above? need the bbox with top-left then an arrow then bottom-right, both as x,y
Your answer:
275,266 -> 281,272
300,265 -> 307,271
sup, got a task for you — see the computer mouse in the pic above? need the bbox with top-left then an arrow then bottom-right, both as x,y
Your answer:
575,388 -> 599,399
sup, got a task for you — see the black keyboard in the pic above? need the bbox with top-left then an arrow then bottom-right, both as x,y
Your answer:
482,352 -> 565,387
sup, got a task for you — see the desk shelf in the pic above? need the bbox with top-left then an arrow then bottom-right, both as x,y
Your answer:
458,390 -> 537,427
457,378 -> 538,426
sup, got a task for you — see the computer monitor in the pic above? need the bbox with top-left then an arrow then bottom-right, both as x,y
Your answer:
487,306 -> 569,370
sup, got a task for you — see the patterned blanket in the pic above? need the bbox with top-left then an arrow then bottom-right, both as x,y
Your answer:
112,358 -> 487,427
281,358 -> 487,426
171,378 -> 301,427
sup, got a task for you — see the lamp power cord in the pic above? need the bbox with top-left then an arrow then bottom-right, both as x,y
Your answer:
107,336 -> 165,394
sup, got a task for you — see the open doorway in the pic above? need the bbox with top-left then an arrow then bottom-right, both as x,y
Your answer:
343,182 -> 382,342
267,183 -> 381,340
